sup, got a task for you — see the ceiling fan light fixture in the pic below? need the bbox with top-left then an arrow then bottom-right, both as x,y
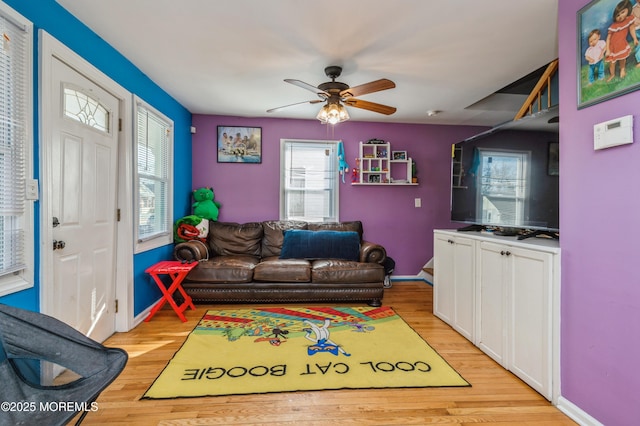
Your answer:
316,102 -> 349,125
270,66 -> 395,120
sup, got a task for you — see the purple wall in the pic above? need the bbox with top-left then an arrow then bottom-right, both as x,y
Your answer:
559,1 -> 640,424
191,115 -> 485,275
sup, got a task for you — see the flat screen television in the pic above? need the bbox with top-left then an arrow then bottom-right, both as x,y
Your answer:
450,107 -> 559,239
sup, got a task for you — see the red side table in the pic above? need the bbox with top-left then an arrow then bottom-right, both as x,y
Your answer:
145,260 -> 197,322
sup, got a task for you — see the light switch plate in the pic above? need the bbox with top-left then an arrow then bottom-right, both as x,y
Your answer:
26,179 -> 39,200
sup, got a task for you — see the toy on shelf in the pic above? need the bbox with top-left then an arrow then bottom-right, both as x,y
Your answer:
337,141 -> 350,184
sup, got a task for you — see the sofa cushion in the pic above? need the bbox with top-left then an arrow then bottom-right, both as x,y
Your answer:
253,257 -> 311,282
261,220 -> 308,258
311,259 -> 385,283
208,221 -> 263,257
185,255 -> 259,283
280,229 -> 360,261
307,221 -> 363,240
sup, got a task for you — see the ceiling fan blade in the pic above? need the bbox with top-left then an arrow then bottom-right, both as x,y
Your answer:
284,79 -> 330,97
267,99 -> 324,113
344,98 -> 396,115
340,78 -> 395,98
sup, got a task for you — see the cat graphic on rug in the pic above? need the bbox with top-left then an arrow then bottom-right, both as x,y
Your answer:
254,326 -> 290,346
303,319 -> 351,357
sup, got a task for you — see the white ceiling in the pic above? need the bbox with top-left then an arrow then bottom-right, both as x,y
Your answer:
56,0 -> 559,127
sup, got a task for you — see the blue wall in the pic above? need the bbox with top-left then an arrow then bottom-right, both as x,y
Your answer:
0,0 -> 192,315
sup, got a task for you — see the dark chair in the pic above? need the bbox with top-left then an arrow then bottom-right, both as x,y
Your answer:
0,303 -> 127,425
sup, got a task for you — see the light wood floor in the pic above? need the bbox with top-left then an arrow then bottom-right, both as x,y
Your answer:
79,281 -> 576,425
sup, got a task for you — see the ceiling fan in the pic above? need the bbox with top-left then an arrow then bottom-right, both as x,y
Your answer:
267,66 -> 396,124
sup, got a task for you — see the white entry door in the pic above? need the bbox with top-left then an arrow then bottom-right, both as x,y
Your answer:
47,57 -> 119,343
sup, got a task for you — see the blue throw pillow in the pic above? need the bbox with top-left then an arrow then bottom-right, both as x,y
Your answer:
280,230 -> 360,261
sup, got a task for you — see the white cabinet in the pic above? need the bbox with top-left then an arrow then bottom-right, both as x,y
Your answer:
508,245 -> 553,399
433,230 -> 559,402
476,242 -> 507,365
433,233 -> 475,341
477,241 -> 553,399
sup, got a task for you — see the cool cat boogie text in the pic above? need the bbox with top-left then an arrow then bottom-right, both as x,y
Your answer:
0,400 -> 99,413
182,360 -> 433,380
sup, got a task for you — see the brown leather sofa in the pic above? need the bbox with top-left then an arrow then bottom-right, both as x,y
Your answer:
173,220 -> 387,306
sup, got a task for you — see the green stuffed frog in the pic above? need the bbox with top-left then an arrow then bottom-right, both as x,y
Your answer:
192,187 -> 221,221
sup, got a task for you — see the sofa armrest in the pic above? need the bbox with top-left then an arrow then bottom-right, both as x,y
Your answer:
173,240 -> 210,262
360,240 -> 386,264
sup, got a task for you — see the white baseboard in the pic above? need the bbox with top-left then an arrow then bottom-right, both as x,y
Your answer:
132,296 -> 163,328
391,275 -> 432,286
556,396 -> 603,426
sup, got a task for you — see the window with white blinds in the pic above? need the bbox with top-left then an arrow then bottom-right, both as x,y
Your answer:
280,140 -> 339,222
0,4 -> 33,296
134,98 -> 173,253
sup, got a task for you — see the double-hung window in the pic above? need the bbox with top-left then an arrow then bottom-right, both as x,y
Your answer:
280,139 -> 339,222
134,98 -> 173,253
0,5 -> 33,297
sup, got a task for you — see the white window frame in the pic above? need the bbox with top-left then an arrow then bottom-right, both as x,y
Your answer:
280,139 -> 340,222
133,96 -> 173,253
0,4 -> 33,297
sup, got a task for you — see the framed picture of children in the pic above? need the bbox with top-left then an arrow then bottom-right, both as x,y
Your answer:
217,126 -> 262,163
578,0 -> 640,108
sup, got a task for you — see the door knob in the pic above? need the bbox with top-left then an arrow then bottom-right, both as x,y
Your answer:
53,240 -> 66,250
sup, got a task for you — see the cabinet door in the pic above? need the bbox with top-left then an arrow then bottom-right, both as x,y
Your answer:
477,241 -> 507,364
433,233 -> 475,341
452,237 -> 475,341
433,233 -> 455,324
508,247 -> 552,399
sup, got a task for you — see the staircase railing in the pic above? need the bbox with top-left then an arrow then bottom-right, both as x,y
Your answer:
514,59 -> 558,120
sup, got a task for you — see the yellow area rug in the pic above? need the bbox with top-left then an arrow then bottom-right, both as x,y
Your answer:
142,306 -> 469,399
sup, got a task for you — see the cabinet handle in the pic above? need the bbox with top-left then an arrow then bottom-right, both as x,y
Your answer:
500,250 -> 511,256
447,239 -> 454,244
